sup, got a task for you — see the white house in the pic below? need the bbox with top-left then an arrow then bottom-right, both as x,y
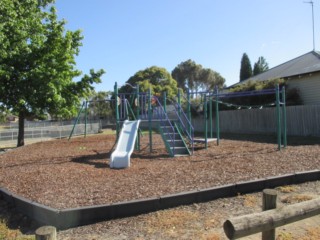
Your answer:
230,51 -> 320,105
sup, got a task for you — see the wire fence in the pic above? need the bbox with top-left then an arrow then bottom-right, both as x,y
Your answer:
0,120 -> 106,148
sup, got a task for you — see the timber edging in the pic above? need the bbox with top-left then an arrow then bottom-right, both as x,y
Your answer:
0,169 -> 319,230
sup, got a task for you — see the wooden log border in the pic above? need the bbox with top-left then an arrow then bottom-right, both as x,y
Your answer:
223,197 -> 320,239
0,170 -> 319,230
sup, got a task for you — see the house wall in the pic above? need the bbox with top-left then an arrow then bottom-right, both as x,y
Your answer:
288,72 -> 320,105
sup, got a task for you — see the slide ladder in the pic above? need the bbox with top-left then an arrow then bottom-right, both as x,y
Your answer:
110,120 -> 141,168
159,121 -> 191,156
151,97 -> 192,156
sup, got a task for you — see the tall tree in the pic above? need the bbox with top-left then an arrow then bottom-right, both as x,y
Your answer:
120,66 -> 178,100
0,0 -> 105,146
239,53 -> 252,82
172,60 -> 225,92
253,56 -> 269,76
171,59 -> 202,91
199,68 -> 225,91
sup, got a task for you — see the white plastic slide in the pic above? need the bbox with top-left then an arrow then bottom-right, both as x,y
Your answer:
110,120 -> 141,169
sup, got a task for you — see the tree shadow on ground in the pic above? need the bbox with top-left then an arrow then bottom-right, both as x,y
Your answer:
130,144 -> 171,160
131,152 -> 170,159
72,140 -> 117,168
0,199 -> 39,236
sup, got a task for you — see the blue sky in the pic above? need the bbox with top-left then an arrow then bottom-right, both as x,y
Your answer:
55,0 -> 319,92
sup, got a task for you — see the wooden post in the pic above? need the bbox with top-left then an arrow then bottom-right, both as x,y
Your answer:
35,226 -> 56,240
262,189 -> 277,240
223,197 -> 320,239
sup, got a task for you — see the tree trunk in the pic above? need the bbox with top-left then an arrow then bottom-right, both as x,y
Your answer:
17,110 -> 25,147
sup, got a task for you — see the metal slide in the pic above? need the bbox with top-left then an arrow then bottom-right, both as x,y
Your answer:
110,120 -> 141,168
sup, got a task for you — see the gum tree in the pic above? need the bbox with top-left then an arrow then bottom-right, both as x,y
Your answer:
121,66 -> 178,100
171,59 -> 202,92
0,0 -> 105,146
172,59 -> 225,92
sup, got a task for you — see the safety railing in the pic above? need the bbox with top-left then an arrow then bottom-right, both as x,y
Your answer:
152,96 -> 176,156
170,100 -> 194,154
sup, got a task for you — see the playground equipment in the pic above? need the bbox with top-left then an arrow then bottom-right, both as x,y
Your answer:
110,120 -> 141,168
68,98 -> 114,140
113,82 -> 193,157
69,82 -> 288,167
216,85 -> 287,150
183,84 -> 287,151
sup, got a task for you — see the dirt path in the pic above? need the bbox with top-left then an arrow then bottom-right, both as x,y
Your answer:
55,181 -> 320,240
0,181 -> 319,239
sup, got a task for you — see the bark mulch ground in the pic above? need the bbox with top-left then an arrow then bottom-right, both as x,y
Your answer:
0,133 -> 319,239
0,133 -> 319,209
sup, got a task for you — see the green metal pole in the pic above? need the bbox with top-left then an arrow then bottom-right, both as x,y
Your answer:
148,87 -> 152,153
163,91 -> 167,113
187,89 -> 191,137
209,94 -> 213,138
282,86 -> 287,148
215,87 -> 220,146
115,82 -> 120,140
125,97 -> 129,120
204,94 -> 208,149
276,84 -> 281,150
68,101 -> 85,140
127,102 -> 136,120
84,101 -> 88,138
178,88 -> 181,117
136,84 -> 140,151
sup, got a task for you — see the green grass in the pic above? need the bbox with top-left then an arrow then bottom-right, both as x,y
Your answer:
0,219 -> 35,240
0,199 -> 37,240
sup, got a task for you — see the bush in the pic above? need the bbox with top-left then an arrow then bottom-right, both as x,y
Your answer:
224,78 -> 302,108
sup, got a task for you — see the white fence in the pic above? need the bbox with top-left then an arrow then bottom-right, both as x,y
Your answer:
192,105 -> 320,137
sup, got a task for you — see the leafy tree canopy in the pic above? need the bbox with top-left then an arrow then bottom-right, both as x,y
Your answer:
171,59 -> 202,91
120,66 -> 178,100
0,0 -> 105,146
253,56 -> 269,76
88,91 -> 113,120
199,68 -> 225,91
231,78 -> 285,92
172,59 -> 225,92
239,53 -> 252,81
0,107 -> 11,123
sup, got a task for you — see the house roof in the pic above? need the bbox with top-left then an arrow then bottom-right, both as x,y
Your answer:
229,51 -> 320,88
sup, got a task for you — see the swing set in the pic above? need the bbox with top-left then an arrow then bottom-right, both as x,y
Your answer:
183,84 -> 287,151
